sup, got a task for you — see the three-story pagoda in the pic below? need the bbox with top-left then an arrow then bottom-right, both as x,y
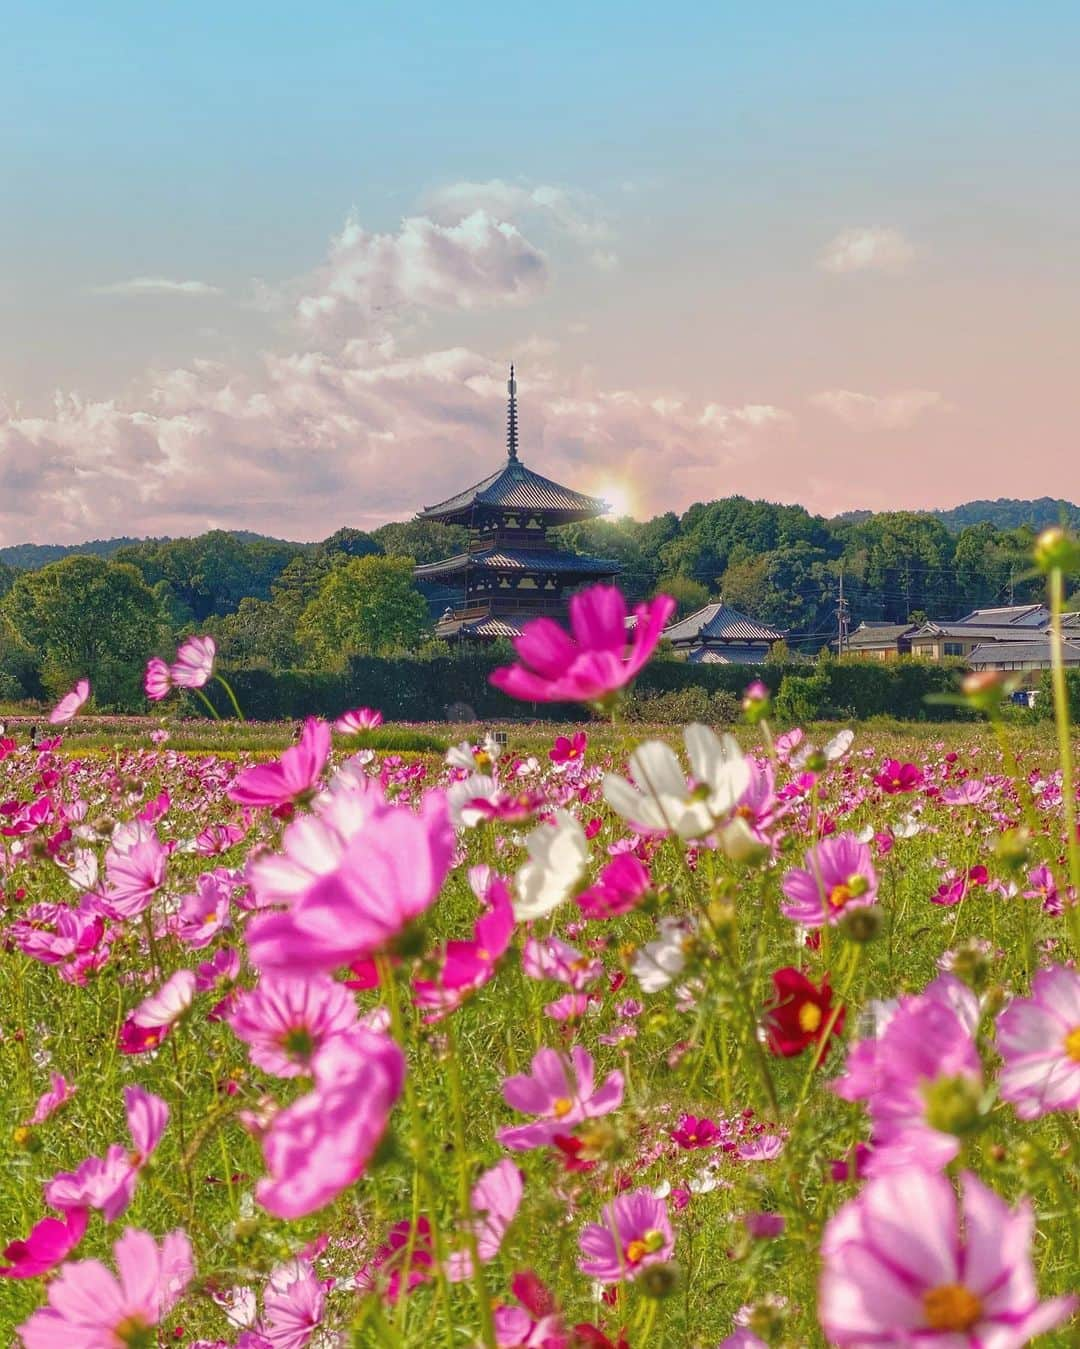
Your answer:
415,366 -> 619,639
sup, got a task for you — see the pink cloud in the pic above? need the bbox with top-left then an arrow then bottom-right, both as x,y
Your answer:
810,388 -> 948,430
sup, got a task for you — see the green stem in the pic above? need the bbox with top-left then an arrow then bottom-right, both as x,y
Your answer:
1048,568 -> 1080,954
214,673 -> 245,721
192,686 -> 221,721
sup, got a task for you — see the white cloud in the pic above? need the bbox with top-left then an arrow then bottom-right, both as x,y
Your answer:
0,345 -> 795,543
427,179 -> 612,245
818,227 -> 915,274
88,277 -> 223,297
296,210 -> 548,335
810,388 -> 947,430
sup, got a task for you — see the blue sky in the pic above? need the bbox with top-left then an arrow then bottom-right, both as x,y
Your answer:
2,2 -> 1078,540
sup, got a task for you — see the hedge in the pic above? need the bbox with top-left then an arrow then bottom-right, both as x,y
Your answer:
194,654 -> 973,724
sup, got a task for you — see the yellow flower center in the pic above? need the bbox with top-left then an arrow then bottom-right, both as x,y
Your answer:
552,1097 -> 574,1118
625,1228 -> 665,1265
114,1316 -> 154,1349
828,883 -> 854,910
798,1002 -> 823,1033
1064,1025 -> 1080,1062
922,1284 -> 983,1332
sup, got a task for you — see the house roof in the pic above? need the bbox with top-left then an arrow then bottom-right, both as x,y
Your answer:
434,612 -> 525,639
842,622 -> 917,648
418,458 -> 609,524
911,621 -> 1051,642
662,601 -> 785,645
955,604 -> 1048,627
414,547 -> 619,580
968,638 -> 1080,668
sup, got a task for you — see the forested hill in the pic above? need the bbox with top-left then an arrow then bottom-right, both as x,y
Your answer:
0,529 -> 299,570
930,498 -> 1080,533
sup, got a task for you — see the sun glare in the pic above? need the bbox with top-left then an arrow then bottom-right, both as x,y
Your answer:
595,480 -> 635,519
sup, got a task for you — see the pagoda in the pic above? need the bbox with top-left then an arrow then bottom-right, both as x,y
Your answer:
415,366 -> 619,639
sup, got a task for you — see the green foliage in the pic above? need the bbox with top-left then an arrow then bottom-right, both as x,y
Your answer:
625,685 -> 740,725
298,555 -> 431,663
1035,669 -> 1080,722
1,556 -> 164,707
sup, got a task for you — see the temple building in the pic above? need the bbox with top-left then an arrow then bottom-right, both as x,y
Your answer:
414,367 -> 619,640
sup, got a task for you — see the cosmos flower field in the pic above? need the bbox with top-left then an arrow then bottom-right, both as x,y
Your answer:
2,584 -> 1080,1346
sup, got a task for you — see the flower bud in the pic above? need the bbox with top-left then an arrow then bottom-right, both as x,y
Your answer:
747,1298 -> 787,1343
981,983 -> 1007,1018
638,1260 -> 680,1299
1034,526 -> 1080,574
717,817 -> 768,864
706,899 -> 737,938
961,670 -> 1013,716
946,939 -> 992,991
994,828 -> 1032,875
742,681 -> 772,725
922,1074 -> 983,1136
839,905 -> 883,944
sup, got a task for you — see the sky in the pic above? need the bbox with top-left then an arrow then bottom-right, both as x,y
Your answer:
2,1 -> 1078,544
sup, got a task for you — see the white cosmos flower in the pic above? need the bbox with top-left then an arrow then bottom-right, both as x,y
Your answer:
57,847 -> 99,891
632,915 -> 696,993
893,813 -> 923,839
791,727 -> 854,770
602,725 -> 750,839
446,773 -> 498,829
514,810 -> 589,921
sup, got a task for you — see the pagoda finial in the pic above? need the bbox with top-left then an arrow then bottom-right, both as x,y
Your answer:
506,362 -> 519,462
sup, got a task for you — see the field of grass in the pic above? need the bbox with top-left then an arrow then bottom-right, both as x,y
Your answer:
1,700 -> 1078,1345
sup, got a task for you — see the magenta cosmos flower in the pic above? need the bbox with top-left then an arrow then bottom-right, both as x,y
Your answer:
446,1159 -> 524,1282
1,1209 -> 88,1279
819,1167 -> 1076,1346
17,1227 -> 194,1347
781,833 -> 878,928
578,1188 -> 674,1284
228,973 -> 358,1078
229,718 -> 331,808
498,1046 -> 624,1150
245,790 -> 454,972
996,964 -> 1080,1119
256,1025 -> 404,1218
489,585 -> 675,704
576,853 -> 652,920
48,678 -> 90,726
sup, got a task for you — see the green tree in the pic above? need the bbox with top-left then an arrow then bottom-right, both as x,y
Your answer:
1,556 -> 164,707
298,555 -> 430,663
372,520 -> 468,564
658,574 -> 710,615
212,596 -> 301,670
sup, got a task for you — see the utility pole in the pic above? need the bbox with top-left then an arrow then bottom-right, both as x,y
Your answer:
835,565 -> 851,656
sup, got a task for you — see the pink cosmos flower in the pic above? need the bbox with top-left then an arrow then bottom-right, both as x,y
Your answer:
48,679 -> 90,726
172,634 -> 216,688
446,1160 -> 524,1282
522,936 -> 602,990
262,1258 -> 327,1349
176,870 -> 233,947
334,707 -> 383,734
144,657 -> 173,701
576,854 -> 651,920
996,964 -> 1080,1119
831,974 -> 981,1174
490,586 -> 675,704
256,1026 -> 405,1219
29,1073 -> 75,1125
1022,864 -> 1064,914
229,719 -> 332,808
819,1167 -> 1076,1346
228,974 -> 358,1078
780,833 -> 878,928
17,1227 -> 195,1347
45,1085 -> 169,1222
132,968 -> 197,1029
494,1271 -> 565,1347
941,778 -> 990,806
357,1217 -> 435,1302
498,1046 -> 624,1150
413,878 -> 515,1017
578,1189 -> 674,1283
245,790 -> 454,972
1,1209 -> 88,1279
102,824 -> 168,919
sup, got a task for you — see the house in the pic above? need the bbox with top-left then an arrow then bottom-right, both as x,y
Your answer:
662,602 -> 785,664
968,637 -> 1080,681
908,604 -> 1052,663
838,621 -> 918,661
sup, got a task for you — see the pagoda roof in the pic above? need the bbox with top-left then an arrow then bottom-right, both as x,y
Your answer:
417,458 -> 609,525
663,602 -> 785,646
414,546 -> 619,580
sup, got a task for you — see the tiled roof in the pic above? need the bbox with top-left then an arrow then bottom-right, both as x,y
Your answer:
912,622 -> 1049,642
418,458 -> 608,523
956,604 -> 1048,627
434,613 -> 525,639
844,623 -> 917,647
414,547 -> 619,580
663,601 -> 785,645
968,638 -> 1080,668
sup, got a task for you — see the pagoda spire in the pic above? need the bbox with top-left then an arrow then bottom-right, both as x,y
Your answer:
506,362 -> 519,462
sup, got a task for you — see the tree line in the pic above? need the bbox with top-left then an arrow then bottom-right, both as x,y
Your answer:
0,499 -> 1075,709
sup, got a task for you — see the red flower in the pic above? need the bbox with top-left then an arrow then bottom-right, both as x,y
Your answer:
764,967 -> 844,1063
